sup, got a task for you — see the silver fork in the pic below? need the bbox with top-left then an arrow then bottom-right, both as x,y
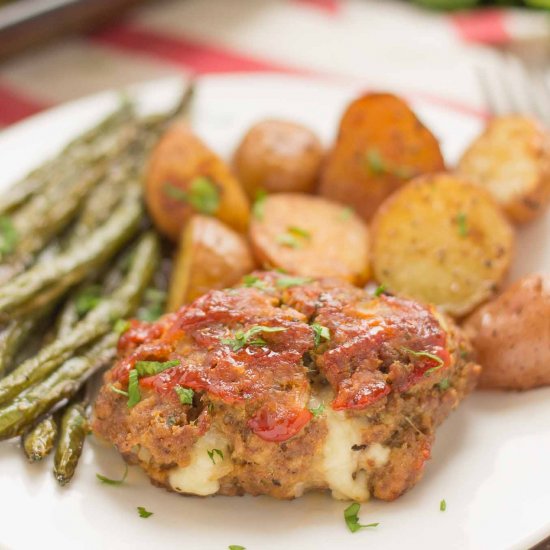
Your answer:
476,49 -> 550,127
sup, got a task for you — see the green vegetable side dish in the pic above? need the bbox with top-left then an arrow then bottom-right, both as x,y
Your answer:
0,216 -> 18,259
53,401 -> 88,486
22,415 -> 58,462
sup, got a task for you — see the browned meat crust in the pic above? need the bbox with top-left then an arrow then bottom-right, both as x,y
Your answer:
93,273 -> 480,501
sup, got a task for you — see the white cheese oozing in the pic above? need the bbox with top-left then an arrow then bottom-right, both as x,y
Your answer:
168,429 -> 233,496
322,407 -> 390,502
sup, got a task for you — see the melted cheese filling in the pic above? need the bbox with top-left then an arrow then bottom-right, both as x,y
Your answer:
168,429 -> 233,496
322,406 -> 390,502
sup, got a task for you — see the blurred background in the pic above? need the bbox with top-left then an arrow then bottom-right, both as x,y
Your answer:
0,0 -> 549,129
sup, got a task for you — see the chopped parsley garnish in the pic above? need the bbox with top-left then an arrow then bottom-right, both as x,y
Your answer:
74,285 -> 102,316
401,347 -> 444,376
276,226 -> 311,249
164,177 -> 220,215
174,385 -> 194,405
275,276 -> 312,288
113,319 -> 131,335
207,448 -> 224,464
309,403 -> 325,417
135,360 -> 180,377
252,189 -> 267,220
242,274 -> 269,290
366,148 -> 386,175
110,385 -> 129,398
311,323 -> 330,346
221,325 -> 287,352
96,464 -> 128,486
440,499 -> 447,512
339,207 -> 354,221
438,378 -> 450,391
456,212 -> 469,237
374,284 -> 386,297
229,546 -> 245,550
127,369 -> 141,408
137,288 -> 166,322
137,506 -> 153,518
344,503 -> 379,533
0,216 -> 18,258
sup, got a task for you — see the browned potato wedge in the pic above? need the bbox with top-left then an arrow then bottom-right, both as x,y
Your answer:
249,193 -> 370,284
233,119 -> 323,198
145,123 -> 250,241
458,115 -> 550,224
319,93 -> 445,221
464,274 -> 550,390
167,215 -> 256,310
371,173 -> 515,317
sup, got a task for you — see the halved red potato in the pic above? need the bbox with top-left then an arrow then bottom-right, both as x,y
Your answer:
319,93 -> 445,221
458,115 -> 550,224
371,173 -> 515,317
167,215 -> 256,310
249,193 -> 370,284
145,123 -> 250,241
233,119 -> 323,198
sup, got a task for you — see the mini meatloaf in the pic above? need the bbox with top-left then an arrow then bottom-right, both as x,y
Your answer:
93,272 -> 480,501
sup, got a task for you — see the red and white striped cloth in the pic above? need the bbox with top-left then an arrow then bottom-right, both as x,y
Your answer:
0,0 -> 548,129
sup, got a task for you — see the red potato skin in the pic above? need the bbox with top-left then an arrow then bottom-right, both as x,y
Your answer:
464,274 -> 550,390
319,93 -> 445,221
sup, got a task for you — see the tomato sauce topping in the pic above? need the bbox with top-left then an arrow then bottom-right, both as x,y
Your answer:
110,273 -> 451,442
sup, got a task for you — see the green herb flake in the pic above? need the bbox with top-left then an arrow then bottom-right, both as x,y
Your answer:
288,226 -> 311,239
221,325 -> 287,352
114,319 -> 131,335
311,323 -> 330,346
174,385 -> 194,405
366,148 -> 386,175
74,285 -> 102,316
252,189 -> 267,221
438,378 -> 450,391
344,502 -> 379,533
440,499 -> 447,512
127,369 -> 141,408
456,212 -> 469,237
229,546 -> 245,550
110,384 -> 129,398
276,232 -> 301,249
137,506 -> 153,518
96,464 -> 128,486
0,216 -> 18,258
309,403 -> 325,417
339,207 -> 354,221
401,347 -> 445,376
242,274 -> 269,290
275,276 -> 312,289
165,177 -> 220,215
374,284 -> 386,297
207,448 -> 224,464
135,360 -> 180,377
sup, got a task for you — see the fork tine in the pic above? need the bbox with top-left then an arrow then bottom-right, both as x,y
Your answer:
525,67 -> 550,128
476,65 -> 500,117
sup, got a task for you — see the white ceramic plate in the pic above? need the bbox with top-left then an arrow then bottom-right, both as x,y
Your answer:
0,74 -> 548,550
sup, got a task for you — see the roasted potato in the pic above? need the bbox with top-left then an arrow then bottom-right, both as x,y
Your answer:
145,123 -> 250,240
167,215 -> 256,310
319,93 -> 445,221
371,173 -> 515,317
464,274 -> 550,390
233,119 -> 323,198
249,193 -> 370,284
458,115 -> 550,224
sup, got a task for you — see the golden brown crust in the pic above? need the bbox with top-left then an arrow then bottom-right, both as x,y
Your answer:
319,93 -> 445,221
458,115 -> 550,224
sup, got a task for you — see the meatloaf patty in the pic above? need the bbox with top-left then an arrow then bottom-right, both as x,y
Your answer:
93,272 -> 480,501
